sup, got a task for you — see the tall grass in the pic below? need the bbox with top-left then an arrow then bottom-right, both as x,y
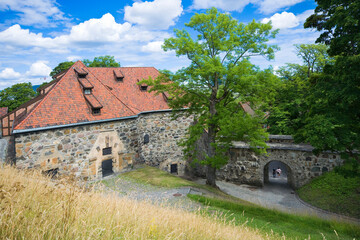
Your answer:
0,166 -> 265,239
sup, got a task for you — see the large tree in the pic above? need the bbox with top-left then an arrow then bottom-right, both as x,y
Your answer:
83,55 -> 120,67
0,83 -> 36,112
267,44 -> 332,135
50,56 -> 120,78
304,0 -> 360,56
141,8 -> 279,187
298,0 -> 360,168
50,61 -> 74,77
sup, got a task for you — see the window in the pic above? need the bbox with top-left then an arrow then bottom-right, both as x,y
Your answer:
102,147 -> 112,155
92,108 -> 101,115
78,73 -> 87,78
84,88 -> 91,95
116,77 -> 123,82
170,164 -> 178,174
140,85 -> 148,91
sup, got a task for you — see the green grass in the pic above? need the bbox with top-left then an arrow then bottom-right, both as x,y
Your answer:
297,165 -> 360,219
188,194 -> 360,240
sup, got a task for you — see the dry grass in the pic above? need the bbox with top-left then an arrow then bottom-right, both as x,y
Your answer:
0,166 -> 266,240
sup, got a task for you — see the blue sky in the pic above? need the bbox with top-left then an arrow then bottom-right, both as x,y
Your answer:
0,0 -> 319,89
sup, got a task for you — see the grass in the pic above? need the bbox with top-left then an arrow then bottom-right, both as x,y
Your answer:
297,165 -> 360,219
111,165 -> 360,240
0,166 -> 264,239
188,194 -> 360,240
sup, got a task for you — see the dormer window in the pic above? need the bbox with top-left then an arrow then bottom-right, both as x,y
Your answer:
140,85 -> 148,91
84,88 -> 92,95
113,69 -> 124,82
74,67 -> 88,78
92,108 -> 101,115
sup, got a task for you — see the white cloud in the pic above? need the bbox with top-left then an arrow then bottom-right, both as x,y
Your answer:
26,61 -> 52,77
66,56 -> 81,61
261,12 -> 299,29
0,68 -> 21,79
142,41 -> 163,52
192,0 -> 252,12
63,13 -> 132,43
0,24 -> 56,48
0,0 -> 70,28
296,9 -> 314,22
124,0 -> 183,30
256,0 -> 304,14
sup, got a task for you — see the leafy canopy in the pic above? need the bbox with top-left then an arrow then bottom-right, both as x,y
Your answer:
141,8 -> 279,186
304,0 -> 360,56
50,61 -> 74,77
50,56 -> 120,78
0,83 -> 36,112
83,55 -> 120,67
267,44 -> 332,135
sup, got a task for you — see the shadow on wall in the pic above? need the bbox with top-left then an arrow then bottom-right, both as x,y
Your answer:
264,160 -> 294,188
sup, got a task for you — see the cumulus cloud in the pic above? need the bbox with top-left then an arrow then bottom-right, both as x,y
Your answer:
0,0 -> 70,28
26,61 -> 52,77
261,12 -> 299,29
124,0 -> 183,30
141,41 -> 163,52
63,13 -> 132,43
0,68 -> 21,79
256,0 -> 304,14
192,0 -> 252,12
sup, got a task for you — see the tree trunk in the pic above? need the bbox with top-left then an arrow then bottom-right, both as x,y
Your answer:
206,165 -> 217,187
206,89 -> 218,187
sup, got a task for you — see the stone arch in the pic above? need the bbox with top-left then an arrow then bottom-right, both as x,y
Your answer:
263,160 -> 294,189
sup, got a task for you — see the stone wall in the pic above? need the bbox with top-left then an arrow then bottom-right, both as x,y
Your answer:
14,111 -> 191,180
216,138 -> 343,189
137,112 -> 192,175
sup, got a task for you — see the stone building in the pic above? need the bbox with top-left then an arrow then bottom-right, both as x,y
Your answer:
2,61 -> 192,179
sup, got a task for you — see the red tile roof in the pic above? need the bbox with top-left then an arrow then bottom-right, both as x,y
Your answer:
14,61 -> 169,130
0,107 -> 8,118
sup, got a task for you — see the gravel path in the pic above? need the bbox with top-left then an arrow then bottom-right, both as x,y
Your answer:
96,174 -> 203,211
196,177 -> 360,224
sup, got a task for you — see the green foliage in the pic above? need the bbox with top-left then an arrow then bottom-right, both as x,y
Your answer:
267,44 -> 331,135
0,83 -> 36,112
140,8 -> 279,186
50,61 -> 74,77
298,164 -> 360,218
304,0 -> 360,56
83,55 -> 120,67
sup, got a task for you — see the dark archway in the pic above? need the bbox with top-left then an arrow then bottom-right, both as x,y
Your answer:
264,160 -> 294,189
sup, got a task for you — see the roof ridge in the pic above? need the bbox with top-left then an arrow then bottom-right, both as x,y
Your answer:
14,62 -> 80,130
86,66 -> 137,115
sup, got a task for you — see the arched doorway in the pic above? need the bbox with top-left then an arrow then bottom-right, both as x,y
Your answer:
264,160 -> 294,189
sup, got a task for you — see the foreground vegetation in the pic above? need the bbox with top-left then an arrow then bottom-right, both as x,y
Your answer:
0,166 -> 263,239
298,165 -> 360,219
189,195 -> 360,240
120,166 -> 360,240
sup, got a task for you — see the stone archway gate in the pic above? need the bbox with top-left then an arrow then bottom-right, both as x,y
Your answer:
216,135 -> 343,189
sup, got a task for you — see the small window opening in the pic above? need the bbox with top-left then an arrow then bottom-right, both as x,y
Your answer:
84,88 -> 92,95
140,85 -> 148,91
170,164 -> 178,174
78,73 -> 87,78
43,168 -> 59,178
116,77 -> 123,82
103,147 -> 112,155
92,108 -> 101,115
144,134 -> 149,144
